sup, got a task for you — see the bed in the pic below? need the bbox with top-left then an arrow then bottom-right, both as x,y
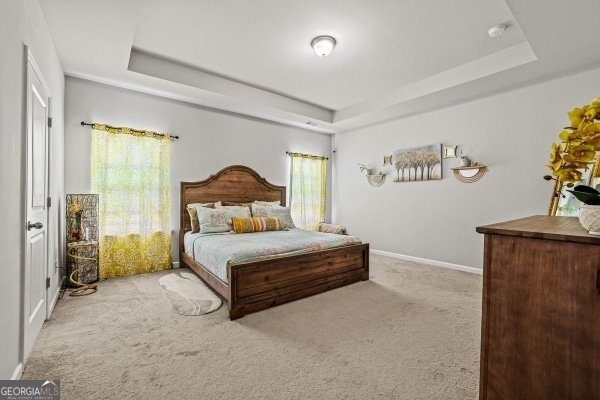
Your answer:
179,165 -> 369,320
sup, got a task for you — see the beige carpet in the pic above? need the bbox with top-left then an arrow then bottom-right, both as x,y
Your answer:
159,270 -> 222,315
21,254 -> 482,400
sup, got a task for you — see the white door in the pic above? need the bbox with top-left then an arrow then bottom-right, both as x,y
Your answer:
24,50 -> 50,361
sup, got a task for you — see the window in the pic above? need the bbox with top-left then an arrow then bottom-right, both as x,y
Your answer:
289,153 -> 327,230
91,125 -> 171,277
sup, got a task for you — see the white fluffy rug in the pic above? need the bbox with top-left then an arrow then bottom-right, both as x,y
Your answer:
159,270 -> 222,315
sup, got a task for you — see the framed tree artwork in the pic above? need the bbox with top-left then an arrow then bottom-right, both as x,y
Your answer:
392,144 -> 442,182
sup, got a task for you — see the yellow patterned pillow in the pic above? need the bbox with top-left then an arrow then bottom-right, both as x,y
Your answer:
231,217 -> 287,234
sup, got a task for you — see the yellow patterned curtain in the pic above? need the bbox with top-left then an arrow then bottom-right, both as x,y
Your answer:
289,153 -> 327,230
91,124 -> 172,278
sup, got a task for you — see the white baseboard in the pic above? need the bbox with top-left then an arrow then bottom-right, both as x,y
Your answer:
172,261 -> 180,269
370,249 -> 482,275
10,363 -> 23,380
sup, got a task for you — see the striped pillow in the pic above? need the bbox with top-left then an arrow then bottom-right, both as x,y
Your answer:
231,217 -> 287,234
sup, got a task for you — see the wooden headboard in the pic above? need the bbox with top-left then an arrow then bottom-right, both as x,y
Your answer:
179,165 -> 286,250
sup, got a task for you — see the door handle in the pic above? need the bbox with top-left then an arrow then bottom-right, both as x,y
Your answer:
27,221 -> 43,230
597,269 -> 600,294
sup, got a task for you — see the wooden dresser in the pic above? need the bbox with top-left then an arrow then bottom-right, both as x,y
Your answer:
476,215 -> 600,399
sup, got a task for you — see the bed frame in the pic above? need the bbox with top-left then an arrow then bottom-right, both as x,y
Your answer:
179,165 -> 369,320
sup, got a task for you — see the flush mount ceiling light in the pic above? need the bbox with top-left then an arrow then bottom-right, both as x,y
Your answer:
311,36 -> 336,58
488,24 -> 506,38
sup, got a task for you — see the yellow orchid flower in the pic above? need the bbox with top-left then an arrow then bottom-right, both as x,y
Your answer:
547,143 -> 563,171
568,106 -> 588,129
585,106 -> 600,121
547,98 -> 600,185
564,144 -> 596,163
582,123 -> 600,149
558,129 -> 584,144
553,167 -> 582,183
583,122 -> 600,133
565,161 -> 591,170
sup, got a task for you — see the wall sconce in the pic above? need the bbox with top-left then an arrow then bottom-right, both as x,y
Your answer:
450,155 -> 486,183
449,149 -> 487,183
359,163 -> 386,187
450,165 -> 486,183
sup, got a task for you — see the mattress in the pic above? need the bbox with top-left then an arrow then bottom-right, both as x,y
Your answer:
184,229 -> 362,283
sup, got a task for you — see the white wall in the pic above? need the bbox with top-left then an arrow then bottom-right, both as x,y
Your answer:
65,68 -> 600,270
0,0 -> 65,380
64,77 -> 333,262
333,66 -> 600,269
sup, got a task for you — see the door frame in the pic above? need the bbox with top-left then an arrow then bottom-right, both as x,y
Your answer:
21,46 -> 52,366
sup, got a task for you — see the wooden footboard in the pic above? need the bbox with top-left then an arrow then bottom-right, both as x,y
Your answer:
180,243 -> 369,320
228,243 -> 369,319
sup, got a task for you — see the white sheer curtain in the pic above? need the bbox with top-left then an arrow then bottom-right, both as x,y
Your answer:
289,153 -> 327,230
91,124 -> 172,278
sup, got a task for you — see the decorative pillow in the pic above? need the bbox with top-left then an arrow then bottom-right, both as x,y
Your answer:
196,205 -> 252,234
196,208 -> 233,234
251,204 -> 296,229
253,200 -> 281,207
231,217 -> 287,234
216,204 -> 252,213
318,223 -> 347,235
224,206 -> 251,220
187,202 -> 214,233
188,202 -> 215,209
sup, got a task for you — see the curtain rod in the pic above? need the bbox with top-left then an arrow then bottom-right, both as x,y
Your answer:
81,122 -> 179,140
286,151 -> 328,160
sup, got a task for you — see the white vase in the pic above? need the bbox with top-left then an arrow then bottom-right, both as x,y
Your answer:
578,204 -> 600,235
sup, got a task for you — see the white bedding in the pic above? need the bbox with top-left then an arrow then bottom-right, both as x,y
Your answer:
184,229 -> 362,283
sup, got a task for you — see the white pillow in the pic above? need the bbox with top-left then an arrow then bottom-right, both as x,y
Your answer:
251,204 -> 296,229
187,202 -> 214,209
225,206 -> 251,219
216,204 -> 251,213
196,208 -> 232,234
196,205 -> 252,234
253,200 -> 281,207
